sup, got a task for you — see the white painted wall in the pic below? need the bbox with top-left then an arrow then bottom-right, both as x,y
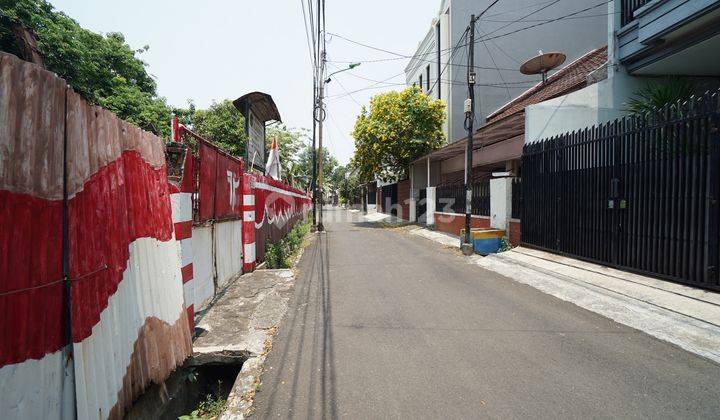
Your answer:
192,226 -> 215,311
214,220 -> 243,289
525,72 -> 648,143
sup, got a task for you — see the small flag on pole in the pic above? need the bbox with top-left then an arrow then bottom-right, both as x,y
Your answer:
265,137 -> 282,180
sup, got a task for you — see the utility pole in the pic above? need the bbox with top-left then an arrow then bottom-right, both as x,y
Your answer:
311,77 -> 318,230
317,50 -> 326,231
461,14 -> 476,256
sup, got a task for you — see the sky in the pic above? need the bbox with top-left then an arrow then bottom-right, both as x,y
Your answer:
49,0 -> 443,164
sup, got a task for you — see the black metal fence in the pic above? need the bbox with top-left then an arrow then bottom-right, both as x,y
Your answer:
621,0 -> 650,26
511,178 -> 522,220
367,184 -> 377,204
436,180 -> 490,216
418,188 -> 427,223
381,183 -> 398,216
522,90 -> 720,291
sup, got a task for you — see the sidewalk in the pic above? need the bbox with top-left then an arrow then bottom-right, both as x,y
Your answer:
410,226 -> 720,364
190,269 -> 297,420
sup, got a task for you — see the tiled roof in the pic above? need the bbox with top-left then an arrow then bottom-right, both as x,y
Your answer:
485,46 -> 608,123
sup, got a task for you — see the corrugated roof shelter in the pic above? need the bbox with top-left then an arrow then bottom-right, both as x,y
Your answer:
233,91 -> 282,172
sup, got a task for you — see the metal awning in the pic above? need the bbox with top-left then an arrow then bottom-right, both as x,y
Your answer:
412,112 -> 525,164
233,91 -> 282,122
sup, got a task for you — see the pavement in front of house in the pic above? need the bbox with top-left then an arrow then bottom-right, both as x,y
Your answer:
251,208 -> 720,419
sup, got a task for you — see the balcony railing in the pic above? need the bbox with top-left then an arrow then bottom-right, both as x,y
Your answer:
621,0 -> 651,26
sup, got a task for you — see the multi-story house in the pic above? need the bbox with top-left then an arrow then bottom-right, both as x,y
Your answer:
525,0 -> 720,142
405,0 -> 608,144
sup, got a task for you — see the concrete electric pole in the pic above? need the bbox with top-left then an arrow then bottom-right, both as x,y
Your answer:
461,14 -> 476,256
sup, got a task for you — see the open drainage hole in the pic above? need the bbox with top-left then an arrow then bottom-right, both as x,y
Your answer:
126,359 -> 245,420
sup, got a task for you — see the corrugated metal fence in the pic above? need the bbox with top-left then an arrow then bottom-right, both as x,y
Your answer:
0,52 -> 191,419
0,52 -> 311,419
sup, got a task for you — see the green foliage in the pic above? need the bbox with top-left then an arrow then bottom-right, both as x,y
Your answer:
265,220 -> 310,269
178,394 -> 227,420
352,86 -> 446,182
1,0 -> 172,136
295,145 -> 338,192
625,77 -> 695,116
336,165 -> 360,205
498,237 -> 513,253
191,100 -> 247,157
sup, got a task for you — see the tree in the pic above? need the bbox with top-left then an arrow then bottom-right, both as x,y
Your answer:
337,165 -> 361,205
190,100 -> 247,157
1,0 -> 173,136
352,86 -> 445,182
295,145 -> 338,192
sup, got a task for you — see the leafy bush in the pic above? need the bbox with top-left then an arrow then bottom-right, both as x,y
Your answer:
178,394 -> 226,420
625,77 -> 695,116
264,220 -> 310,268
498,237 -> 513,253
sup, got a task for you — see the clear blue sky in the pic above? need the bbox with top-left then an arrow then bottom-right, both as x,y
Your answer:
49,0 -> 442,164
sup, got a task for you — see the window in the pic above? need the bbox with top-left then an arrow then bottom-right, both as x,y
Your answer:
426,65 -> 430,91
419,75 -> 423,90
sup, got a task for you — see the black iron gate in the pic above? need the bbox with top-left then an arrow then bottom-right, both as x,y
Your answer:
522,91 -> 720,291
418,188 -> 427,223
381,183 -> 398,216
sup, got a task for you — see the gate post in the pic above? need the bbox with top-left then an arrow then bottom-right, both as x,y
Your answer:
490,176 -> 512,230
242,173 -> 256,272
427,187 -> 436,226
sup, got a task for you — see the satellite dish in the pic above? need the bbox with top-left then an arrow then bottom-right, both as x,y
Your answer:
520,50 -> 566,83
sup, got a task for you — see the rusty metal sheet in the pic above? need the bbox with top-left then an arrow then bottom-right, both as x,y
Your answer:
0,51 -> 190,420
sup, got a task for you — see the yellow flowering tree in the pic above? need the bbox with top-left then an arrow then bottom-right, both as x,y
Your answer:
352,86 -> 445,182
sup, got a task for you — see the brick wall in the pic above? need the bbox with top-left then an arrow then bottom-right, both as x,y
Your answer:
509,220 -> 521,246
434,212 -> 490,236
397,179 -> 410,221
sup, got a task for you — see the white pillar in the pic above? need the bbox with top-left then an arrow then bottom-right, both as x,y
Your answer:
490,178 -> 512,230
410,164 -> 416,222
426,186 -> 436,226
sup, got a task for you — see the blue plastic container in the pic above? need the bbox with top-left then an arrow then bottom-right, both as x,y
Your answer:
460,229 -> 505,255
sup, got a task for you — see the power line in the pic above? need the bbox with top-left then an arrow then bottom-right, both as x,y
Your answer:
473,0 -> 503,23
325,76 -> 539,101
473,0 -> 612,44
476,26 -> 511,101
328,3 -> 612,68
481,0 -> 559,19
481,11 -> 617,23
481,0 -> 561,37
427,26 -> 470,94
299,0 -> 316,71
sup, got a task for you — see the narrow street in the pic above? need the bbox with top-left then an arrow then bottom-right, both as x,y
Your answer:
253,208 -> 720,419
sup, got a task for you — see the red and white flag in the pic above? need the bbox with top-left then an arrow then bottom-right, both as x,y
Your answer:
265,137 -> 282,180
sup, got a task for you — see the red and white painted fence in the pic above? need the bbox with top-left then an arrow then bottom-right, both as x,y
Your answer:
0,53 -> 309,420
175,126 -> 311,317
247,173 -> 312,263
0,52 -> 191,420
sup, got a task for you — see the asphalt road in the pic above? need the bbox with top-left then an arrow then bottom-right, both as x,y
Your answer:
252,208 -> 720,419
